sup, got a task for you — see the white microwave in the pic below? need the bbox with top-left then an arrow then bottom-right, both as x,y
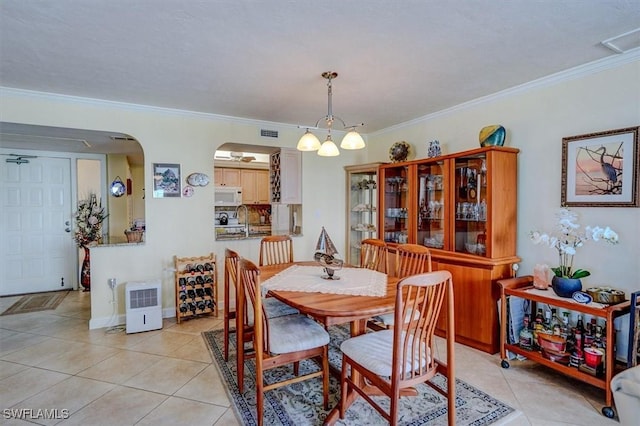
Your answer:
215,187 -> 243,206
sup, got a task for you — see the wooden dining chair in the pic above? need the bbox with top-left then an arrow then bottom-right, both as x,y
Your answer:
259,234 -> 293,266
239,258 -> 330,426
339,270 -> 456,426
370,243 -> 432,330
223,248 -> 240,361
234,253 -> 299,393
360,238 -> 388,273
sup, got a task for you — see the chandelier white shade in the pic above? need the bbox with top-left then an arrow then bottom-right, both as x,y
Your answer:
296,129 -> 321,151
297,71 -> 364,156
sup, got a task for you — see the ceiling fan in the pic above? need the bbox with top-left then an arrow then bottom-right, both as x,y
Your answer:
228,151 -> 256,162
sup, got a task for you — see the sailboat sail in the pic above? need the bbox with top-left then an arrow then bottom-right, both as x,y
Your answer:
315,226 -> 338,257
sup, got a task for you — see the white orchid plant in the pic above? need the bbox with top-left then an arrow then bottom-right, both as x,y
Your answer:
530,208 -> 618,279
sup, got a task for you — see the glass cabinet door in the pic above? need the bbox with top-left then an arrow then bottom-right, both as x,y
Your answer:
347,169 -> 379,265
416,161 -> 446,250
454,153 -> 488,256
382,165 -> 410,244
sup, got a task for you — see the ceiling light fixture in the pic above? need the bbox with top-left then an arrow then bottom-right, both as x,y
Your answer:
297,71 -> 365,157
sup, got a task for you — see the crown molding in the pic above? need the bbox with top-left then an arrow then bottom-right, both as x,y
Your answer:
371,48 -> 640,136
0,86 -> 301,130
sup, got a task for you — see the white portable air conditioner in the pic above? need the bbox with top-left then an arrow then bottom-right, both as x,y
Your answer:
125,280 -> 163,333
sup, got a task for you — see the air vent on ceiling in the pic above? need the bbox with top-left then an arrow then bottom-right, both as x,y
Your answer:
260,129 -> 279,138
601,28 -> 640,54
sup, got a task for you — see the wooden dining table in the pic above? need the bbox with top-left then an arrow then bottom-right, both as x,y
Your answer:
237,261 -> 400,425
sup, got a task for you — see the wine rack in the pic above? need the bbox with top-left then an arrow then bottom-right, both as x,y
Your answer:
174,253 -> 218,323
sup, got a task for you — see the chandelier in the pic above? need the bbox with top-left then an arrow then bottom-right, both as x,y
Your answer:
296,71 -> 365,156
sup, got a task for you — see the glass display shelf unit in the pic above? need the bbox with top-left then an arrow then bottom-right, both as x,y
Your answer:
345,163 -> 383,266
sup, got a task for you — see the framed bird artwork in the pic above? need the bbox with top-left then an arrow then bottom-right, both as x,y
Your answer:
561,126 -> 639,207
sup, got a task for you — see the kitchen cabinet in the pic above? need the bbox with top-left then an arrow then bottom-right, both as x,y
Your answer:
214,168 -> 241,187
345,163 -> 383,266
270,148 -> 301,204
378,146 -> 520,353
240,169 -> 270,204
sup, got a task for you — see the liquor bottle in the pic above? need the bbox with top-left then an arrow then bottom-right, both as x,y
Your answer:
560,311 -> 570,339
550,308 -> 562,335
575,315 -> 585,357
519,314 -> 534,350
543,309 -> 552,333
533,308 -> 545,349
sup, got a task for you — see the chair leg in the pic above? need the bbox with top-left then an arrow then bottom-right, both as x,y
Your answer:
256,360 -> 264,426
293,361 -> 299,376
339,354 -> 349,419
322,346 -> 329,410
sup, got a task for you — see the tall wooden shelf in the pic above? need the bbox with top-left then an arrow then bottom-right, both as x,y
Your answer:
174,253 -> 218,323
344,163 -> 383,266
378,146 -> 520,353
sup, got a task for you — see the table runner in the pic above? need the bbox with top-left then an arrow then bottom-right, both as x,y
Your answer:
262,265 -> 387,297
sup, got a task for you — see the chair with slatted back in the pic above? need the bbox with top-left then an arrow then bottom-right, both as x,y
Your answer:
360,238 -> 389,273
239,258 -> 330,426
339,270 -> 456,426
371,243 -> 432,329
233,250 -> 299,394
259,235 -> 293,266
223,248 -> 240,361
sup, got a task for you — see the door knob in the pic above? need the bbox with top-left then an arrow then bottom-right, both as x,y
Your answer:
65,227 -> 71,232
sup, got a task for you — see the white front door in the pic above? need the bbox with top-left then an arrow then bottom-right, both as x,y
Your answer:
0,152 -> 75,295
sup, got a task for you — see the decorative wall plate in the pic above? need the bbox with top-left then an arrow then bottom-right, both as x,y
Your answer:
389,141 -> 411,162
187,173 -> 210,186
110,176 -> 126,197
182,185 -> 194,197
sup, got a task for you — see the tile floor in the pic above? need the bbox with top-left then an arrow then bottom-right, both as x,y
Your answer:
0,290 -> 620,425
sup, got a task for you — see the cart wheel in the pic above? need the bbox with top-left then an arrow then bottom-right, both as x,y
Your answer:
601,406 -> 615,418
501,360 -> 510,369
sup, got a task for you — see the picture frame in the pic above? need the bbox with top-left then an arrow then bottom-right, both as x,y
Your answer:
561,126 -> 639,207
152,163 -> 181,198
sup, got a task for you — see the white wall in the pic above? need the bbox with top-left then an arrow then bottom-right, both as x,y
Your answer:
1,54 -> 638,328
1,88 -> 363,327
367,57 -> 640,294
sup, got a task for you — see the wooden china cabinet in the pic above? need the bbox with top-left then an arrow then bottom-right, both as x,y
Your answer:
378,146 -> 520,354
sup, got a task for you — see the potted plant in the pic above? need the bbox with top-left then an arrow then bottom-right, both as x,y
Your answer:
530,208 -> 618,297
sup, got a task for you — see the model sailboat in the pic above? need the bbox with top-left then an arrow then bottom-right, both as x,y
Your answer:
314,226 -> 343,279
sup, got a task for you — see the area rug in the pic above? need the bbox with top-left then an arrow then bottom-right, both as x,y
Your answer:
202,325 -> 516,425
1,290 -> 69,316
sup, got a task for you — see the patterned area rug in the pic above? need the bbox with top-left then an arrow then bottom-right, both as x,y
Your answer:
1,290 -> 69,316
202,325 -> 516,425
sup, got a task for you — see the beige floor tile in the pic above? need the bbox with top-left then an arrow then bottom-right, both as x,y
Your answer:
32,341 -> 121,375
166,316 -> 222,335
0,331 -> 50,357
509,378 -> 614,426
1,338 -> 70,366
0,367 -> 70,407
77,350 -> 164,384
170,334 -> 214,362
124,357 -> 208,395
61,385 -> 167,426
83,327 -> 160,349
0,312 -> 67,333
127,329 -> 197,356
0,360 -> 28,380
214,408 -> 242,425
10,376 -> 115,426
175,364 -> 232,406
137,396 -> 227,425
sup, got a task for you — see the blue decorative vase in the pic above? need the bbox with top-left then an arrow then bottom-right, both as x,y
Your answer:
479,125 -> 506,147
551,276 -> 582,298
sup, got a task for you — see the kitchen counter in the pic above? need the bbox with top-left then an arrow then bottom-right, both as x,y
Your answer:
215,223 -> 272,240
